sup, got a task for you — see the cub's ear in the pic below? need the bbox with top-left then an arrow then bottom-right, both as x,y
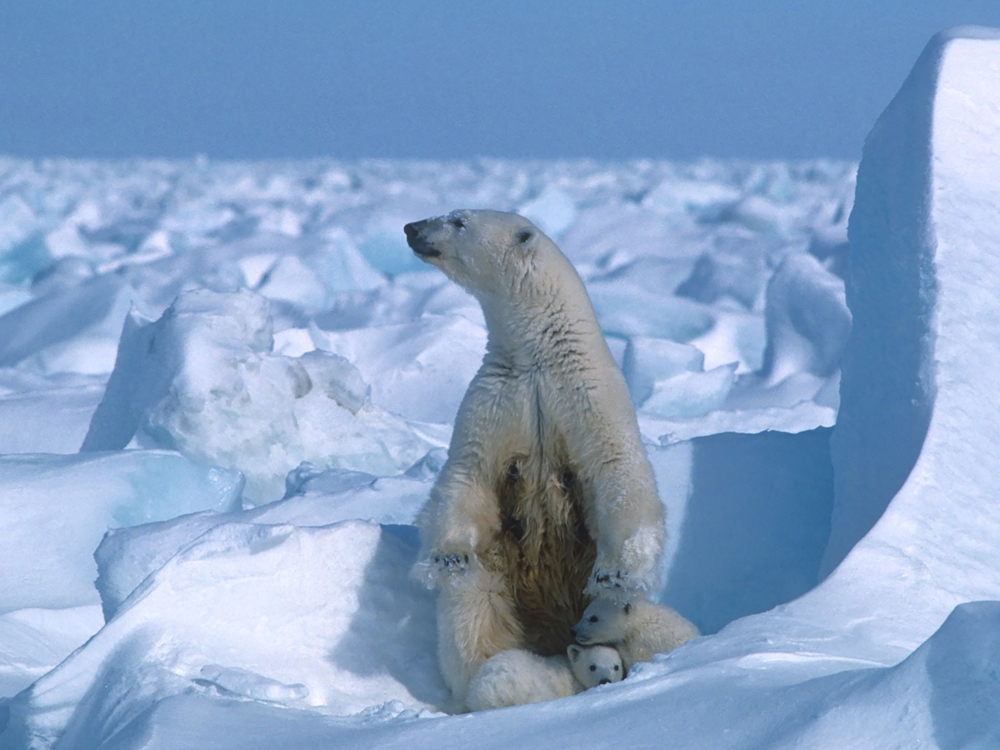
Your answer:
567,644 -> 582,663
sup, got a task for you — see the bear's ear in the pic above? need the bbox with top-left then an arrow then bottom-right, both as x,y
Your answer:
567,644 -> 582,663
623,603 -> 631,615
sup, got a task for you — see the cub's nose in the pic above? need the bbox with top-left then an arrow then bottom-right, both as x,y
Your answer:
599,678 -> 610,685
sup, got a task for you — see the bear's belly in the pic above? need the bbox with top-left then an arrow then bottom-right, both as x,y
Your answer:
481,455 -> 597,656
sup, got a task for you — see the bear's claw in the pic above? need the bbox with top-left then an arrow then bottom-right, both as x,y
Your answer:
433,553 -> 470,573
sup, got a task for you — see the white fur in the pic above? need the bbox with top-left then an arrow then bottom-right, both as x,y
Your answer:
406,210 -> 665,702
465,644 -> 623,712
572,597 -> 699,672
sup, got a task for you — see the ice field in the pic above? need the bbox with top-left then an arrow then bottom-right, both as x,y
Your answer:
1,26 -> 1000,749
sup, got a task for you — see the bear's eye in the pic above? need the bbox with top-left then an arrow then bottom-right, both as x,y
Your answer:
450,217 -> 466,229
614,665 -> 620,671
589,615 -> 598,623
589,665 -> 596,672
507,462 -> 520,480
516,229 -> 533,244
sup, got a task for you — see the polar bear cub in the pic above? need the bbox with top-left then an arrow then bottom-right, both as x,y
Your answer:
465,644 -> 624,712
572,597 -> 699,673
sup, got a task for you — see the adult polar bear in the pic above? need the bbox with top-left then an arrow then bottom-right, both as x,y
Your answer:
404,210 -> 664,705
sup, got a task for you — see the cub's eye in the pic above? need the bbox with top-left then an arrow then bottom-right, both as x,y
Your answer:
516,229 -> 533,243
589,615 -> 598,623
450,217 -> 466,229
589,665 -> 597,672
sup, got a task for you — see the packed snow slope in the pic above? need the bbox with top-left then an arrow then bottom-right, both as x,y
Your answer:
2,25 -> 1000,750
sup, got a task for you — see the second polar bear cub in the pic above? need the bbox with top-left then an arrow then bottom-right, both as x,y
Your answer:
572,597 -> 699,673
466,644 -> 624,712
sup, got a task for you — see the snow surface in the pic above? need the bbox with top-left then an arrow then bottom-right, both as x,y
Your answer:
2,26 -> 1000,749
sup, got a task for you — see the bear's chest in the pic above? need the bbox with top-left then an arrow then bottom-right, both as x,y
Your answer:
485,446 -> 597,655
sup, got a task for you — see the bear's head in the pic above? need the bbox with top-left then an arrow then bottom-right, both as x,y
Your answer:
404,209 -> 552,300
570,597 -> 633,646
566,644 -> 624,688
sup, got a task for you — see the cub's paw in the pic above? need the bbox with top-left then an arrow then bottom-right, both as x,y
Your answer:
433,552 -> 471,573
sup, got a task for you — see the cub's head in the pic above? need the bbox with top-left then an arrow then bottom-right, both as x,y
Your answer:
403,210 -> 548,299
571,597 -> 634,646
566,644 -> 624,688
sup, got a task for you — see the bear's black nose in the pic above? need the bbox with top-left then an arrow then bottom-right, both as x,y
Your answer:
404,221 -> 441,258
599,678 -> 610,685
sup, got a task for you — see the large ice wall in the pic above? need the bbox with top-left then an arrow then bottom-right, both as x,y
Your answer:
822,26 -> 1000,584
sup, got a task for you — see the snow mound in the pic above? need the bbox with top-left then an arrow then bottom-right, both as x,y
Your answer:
95,464 -> 437,620
81,289 -> 434,503
2,521 -> 446,750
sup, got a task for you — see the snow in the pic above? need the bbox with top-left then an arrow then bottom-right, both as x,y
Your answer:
2,26 -> 1000,749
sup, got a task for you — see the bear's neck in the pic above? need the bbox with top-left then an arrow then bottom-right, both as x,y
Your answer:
479,286 -> 608,373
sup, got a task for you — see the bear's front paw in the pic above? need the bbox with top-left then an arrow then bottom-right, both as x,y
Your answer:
433,552 -> 471,573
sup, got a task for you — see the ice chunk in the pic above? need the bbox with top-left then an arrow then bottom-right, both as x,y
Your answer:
255,254 -> 329,312
0,451 -> 243,614
758,253 -> 851,386
1,235 -> 52,287
0,274 -> 125,369
588,256 -> 696,297
0,194 -> 39,253
622,336 -> 705,406
587,282 -> 715,342
518,185 -> 577,238
313,227 -> 386,293
311,314 -> 486,424
82,289 -> 433,503
198,665 -> 309,703
688,308 -> 766,373
641,363 -> 737,420
673,232 -> 774,310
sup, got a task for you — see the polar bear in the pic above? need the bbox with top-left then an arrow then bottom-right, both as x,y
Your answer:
571,597 -> 699,673
466,644 -> 623,712
404,210 -> 664,703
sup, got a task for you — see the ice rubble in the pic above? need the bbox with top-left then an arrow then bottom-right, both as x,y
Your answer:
81,288 -> 434,503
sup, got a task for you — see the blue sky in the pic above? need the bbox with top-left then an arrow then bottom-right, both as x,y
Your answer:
1,1 -> 998,160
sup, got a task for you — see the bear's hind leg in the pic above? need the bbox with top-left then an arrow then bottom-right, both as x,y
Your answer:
436,561 -> 523,706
